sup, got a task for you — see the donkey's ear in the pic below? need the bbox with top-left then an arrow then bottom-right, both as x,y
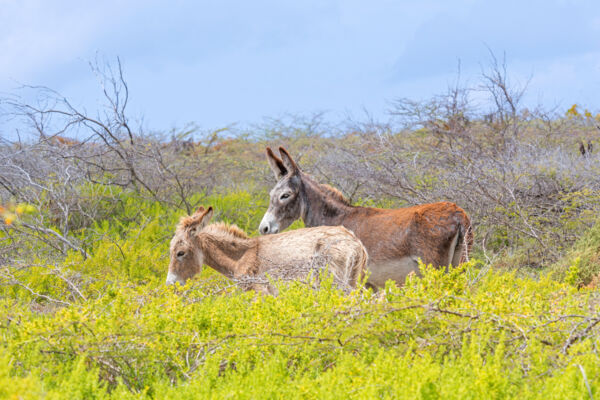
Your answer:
266,146 -> 287,180
202,206 -> 214,224
278,146 -> 299,175
196,206 -> 213,229
187,206 -> 213,234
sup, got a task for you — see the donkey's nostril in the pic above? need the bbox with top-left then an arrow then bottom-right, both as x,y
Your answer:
261,225 -> 269,234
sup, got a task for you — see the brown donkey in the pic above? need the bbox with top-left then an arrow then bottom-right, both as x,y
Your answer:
167,206 -> 368,293
259,147 -> 473,288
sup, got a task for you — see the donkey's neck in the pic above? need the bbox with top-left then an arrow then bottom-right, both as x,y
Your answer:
301,175 -> 355,227
196,232 -> 258,278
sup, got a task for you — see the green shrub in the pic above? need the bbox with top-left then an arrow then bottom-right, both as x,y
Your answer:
2,191 -> 599,398
553,221 -> 600,285
1,261 -> 599,398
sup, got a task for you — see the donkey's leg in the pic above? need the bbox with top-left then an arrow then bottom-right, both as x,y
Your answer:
447,230 -> 460,267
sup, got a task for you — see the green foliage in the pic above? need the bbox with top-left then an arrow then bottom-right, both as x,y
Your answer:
564,258 -> 582,287
0,352 -> 43,399
553,221 -> 600,285
0,201 -> 37,225
1,190 -> 599,398
1,262 -> 599,398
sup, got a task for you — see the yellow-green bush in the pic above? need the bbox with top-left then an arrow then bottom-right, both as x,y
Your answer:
2,262 -> 599,399
1,191 -> 599,399
553,221 -> 600,285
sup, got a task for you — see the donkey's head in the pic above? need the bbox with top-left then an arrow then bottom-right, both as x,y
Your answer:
259,147 -> 304,235
167,206 -> 213,285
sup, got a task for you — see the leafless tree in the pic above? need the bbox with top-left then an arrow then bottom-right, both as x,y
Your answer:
307,53 -> 600,267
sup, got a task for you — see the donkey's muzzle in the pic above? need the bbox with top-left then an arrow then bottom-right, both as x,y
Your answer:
258,217 -> 279,235
259,222 -> 279,235
166,271 -> 185,286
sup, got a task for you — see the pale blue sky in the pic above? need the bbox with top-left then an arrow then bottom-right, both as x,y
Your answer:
1,0 -> 599,135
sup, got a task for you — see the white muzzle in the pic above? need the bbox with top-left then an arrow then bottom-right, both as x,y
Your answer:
166,271 -> 185,286
259,211 -> 280,235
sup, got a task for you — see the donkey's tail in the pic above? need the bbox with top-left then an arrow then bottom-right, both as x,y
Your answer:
452,212 -> 473,266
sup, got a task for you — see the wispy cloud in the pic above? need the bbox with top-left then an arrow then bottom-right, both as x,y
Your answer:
0,0 -> 141,87
1,0 -> 598,132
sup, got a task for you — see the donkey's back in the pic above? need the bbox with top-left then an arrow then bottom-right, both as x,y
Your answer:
257,226 -> 367,291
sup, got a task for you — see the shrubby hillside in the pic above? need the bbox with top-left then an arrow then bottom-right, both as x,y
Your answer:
1,59 -> 599,398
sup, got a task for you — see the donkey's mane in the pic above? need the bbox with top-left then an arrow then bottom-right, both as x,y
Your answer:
205,222 -> 249,239
319,183 -> 350,205
300,172 -> 351,206
302,172 -> 350,205
177,215 -> 199,231
176,217 -> 249,240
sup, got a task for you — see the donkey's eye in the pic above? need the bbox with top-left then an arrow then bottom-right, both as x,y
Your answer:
280,193 -> 291,200
176,251 -> 185,257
